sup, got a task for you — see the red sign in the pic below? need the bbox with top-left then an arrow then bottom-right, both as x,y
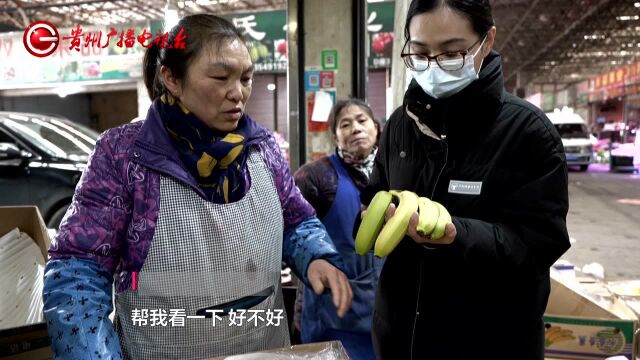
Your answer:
23,21 -> 59,57
584,61 -> 640,101
590,62 -> 640,91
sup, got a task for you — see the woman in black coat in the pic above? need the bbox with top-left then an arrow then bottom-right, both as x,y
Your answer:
362,1 -> 571,359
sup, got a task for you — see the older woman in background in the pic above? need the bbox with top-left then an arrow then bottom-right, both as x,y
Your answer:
294,99 -> 382,360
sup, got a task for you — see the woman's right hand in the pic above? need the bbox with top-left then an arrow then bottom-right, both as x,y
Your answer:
307,259 -> 353,318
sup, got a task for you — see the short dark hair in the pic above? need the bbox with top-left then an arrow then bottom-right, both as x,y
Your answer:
328,99 -> 381,144
143,14 -> 246,100
404,0 -> 494,43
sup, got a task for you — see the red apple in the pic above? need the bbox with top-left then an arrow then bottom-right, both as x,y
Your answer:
277,41 -> 287,56
372,34 -> 385,54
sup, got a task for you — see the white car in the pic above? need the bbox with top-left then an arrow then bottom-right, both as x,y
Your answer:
546,109 -> 595,172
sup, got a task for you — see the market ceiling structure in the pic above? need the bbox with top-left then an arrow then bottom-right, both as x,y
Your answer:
492,0 -> 640,89
0,0 -> 287,29
0,0 -> 638,88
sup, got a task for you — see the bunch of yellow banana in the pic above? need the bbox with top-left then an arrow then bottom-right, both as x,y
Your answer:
355,190 -> 452,257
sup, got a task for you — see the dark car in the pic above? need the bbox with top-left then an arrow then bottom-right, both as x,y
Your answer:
0,112 -> 99,229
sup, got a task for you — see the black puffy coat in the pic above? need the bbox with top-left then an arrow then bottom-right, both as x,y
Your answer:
362,51 -> 570,360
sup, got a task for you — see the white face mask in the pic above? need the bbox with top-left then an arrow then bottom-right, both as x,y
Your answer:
411,37 -> 487,99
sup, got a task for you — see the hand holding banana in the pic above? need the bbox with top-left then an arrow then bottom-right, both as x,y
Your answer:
355,190 -> 456,257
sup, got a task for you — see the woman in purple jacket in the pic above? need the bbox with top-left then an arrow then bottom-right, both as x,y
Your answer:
42,14 -> 352,359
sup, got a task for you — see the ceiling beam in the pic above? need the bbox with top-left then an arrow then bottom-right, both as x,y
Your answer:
504,0 -> 614,83
0,1 -> 122,12
237,0 -> 251,8
0,12 -> 22,28
182,3 -> 208,15
120,0 -> 154,21
9,0 -> 30,28
502,38 -> 526,64
497,0 -> 541,53
30,10 -> 65,26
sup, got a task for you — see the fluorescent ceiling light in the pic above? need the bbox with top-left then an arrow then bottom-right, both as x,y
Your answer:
616,15 -> 640,21
164,3 -> 180,31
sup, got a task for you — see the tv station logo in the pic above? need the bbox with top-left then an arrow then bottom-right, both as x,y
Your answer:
22,21 -> 186,58
23,21 -> 60,57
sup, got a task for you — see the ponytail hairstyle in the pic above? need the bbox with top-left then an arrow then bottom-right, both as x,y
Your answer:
143,14 -> 246,100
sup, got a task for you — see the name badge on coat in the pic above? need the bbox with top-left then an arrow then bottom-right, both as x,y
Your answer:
448,180 -> 482,195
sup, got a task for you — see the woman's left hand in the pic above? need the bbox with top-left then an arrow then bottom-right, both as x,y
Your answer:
307,259 -> 353,318
384,204 -> 457,245
407,211 -> 457,245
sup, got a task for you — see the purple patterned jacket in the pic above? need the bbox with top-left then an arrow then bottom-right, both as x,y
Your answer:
48,105 -> 330,292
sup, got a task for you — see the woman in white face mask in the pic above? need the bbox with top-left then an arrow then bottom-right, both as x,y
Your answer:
361,1 -> 570,359
405,31 -> 488,99
401,2 -> 495,99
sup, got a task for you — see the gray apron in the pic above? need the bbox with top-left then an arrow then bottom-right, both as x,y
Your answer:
115,149 -> 289,359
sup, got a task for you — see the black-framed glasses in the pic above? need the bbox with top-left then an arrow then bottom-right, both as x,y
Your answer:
400,33 -> 487,72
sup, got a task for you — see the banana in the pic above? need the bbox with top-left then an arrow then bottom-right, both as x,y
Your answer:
430,202 -> 451,240
545,326 -> 562,336
547,329 -> 575,344
355,191 -> 392,255
416,197 -> 439,236
374,190 -> 419,258
553,335 -> 576,344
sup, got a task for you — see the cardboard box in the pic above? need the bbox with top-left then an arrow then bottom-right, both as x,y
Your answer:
0,206 -> 52,359
0,206 -> 50,259
544,272 -> 639,360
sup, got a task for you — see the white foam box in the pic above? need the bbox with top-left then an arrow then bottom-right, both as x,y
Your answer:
0,206 -> 52,359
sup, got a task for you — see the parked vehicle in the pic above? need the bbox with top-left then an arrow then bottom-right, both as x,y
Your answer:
595,122 -> 637,172
546,108 -> 595,171
0,112 -> 99,229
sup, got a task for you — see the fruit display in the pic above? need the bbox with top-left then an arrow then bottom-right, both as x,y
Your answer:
84,62 -> 101,77
371,32 -> 393,57
355,190 -> 452,257
247,40 -> 272,63
274,39 -> 287,61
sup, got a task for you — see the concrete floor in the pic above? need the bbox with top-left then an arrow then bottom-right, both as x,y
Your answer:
561,163 -> 640,280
